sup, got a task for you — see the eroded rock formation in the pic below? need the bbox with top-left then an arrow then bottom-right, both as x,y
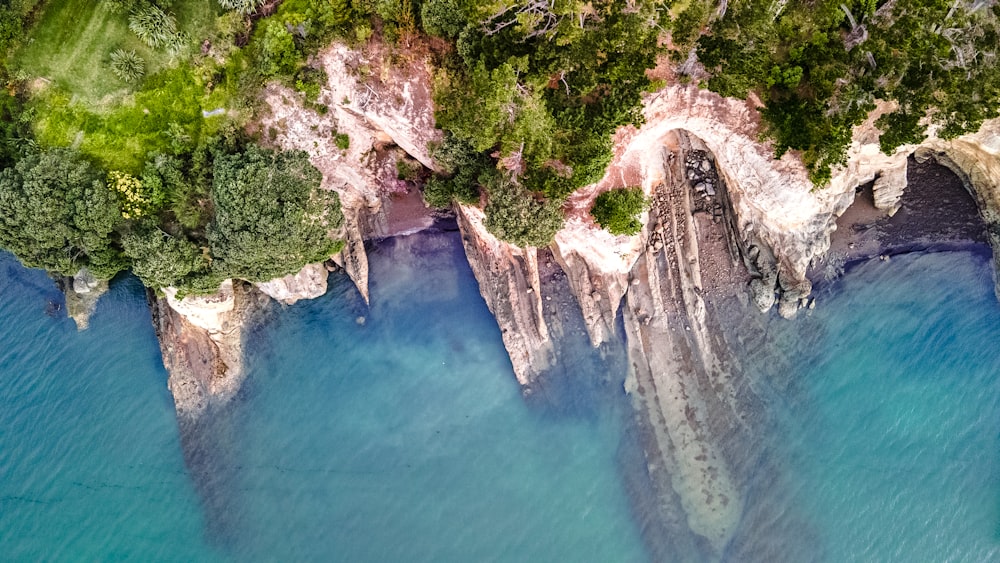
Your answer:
455,86 -> 1000,556
57,268 -> 109,330
149,280 -> 270,422
154,40 -> 444,419
258,41 -> 441,303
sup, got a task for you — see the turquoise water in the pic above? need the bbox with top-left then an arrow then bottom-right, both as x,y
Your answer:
744,250 -> 1000,561
0,232 -> 644,562
3,234 -> 1000,561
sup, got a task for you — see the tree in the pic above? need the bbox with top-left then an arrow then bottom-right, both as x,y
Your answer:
591,187 -> 647,235
0,149 -> 123,276
483,174 -> 563,247
208,146 -> 343,281
421,0 -> 467,38
121,223 -> 208,289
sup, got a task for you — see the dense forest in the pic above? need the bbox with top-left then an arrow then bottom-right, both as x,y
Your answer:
0,0 -> 997,292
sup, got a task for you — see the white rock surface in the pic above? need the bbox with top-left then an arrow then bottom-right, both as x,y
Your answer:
256,263 -> 330,305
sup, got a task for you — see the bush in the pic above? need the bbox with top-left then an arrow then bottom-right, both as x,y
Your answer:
590,187 -> 647,236
109,48 -> 145,83
334,133 -> 349,150
128,5 -> 180,51
218,0 -> 267,15
483,175 -> 563,248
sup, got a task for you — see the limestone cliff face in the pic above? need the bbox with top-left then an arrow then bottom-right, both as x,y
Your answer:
455,85 -> 1000,555
835,106 -> 1000,297
259,41 -> 441,303
150,280 -> 270,421
154,41 -> 442,420
255,262 -> 331,305
455,205 -> 554,385
548,87 -> 1000,325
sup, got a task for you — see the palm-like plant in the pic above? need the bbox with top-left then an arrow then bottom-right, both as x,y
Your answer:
128,5 -> 177,49
109,48 -> 145,83
217,0 -> 267,16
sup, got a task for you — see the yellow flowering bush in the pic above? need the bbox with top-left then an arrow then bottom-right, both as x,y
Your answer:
108,171 -> 151,220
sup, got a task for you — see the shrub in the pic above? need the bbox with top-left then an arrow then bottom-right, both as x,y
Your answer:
334,133 -> 349,150
128,5 -> 178,50
109,48 -> 145,83
483,175 -> 563,248
218,0 -> 267,15
107,170 -> 151,219
590,187 -> 647,236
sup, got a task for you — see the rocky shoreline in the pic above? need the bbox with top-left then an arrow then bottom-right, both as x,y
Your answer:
39,38 -> 1000,560
810,157 -> 991,289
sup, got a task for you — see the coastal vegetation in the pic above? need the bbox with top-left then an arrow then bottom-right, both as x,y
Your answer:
0,0 -> 345,293
0,0 -> 998,283
591,187 -> 648,236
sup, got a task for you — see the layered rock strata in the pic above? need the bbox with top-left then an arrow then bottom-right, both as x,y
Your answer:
149,280 -> 270,422
456,205 -> 554,385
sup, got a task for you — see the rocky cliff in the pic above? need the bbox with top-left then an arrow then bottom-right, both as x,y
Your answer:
57,267 -> 109,330
149,280 -> 270,422
258,41 -> 442,303
153,40 -> 444,419
455,85 -> 1000,554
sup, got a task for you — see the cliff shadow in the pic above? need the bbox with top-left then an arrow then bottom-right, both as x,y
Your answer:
810,156 -> 991,289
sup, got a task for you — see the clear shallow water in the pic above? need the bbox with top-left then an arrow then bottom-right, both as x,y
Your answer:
0,232 -> 644,562
746,250 -> 1000,561
3,238 -> 1000,561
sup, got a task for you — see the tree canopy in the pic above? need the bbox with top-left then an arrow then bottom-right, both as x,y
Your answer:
209,145 -> 343,281
0,148 -> 124,277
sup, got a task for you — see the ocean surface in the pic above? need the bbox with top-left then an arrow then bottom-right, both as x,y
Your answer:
2,231 -> 1000,561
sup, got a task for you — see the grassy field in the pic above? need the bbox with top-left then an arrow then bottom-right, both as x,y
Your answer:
15,0 -> 220,103
12,0 -> 237,172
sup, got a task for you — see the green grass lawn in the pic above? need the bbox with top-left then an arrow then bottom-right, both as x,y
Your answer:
13,0 -> 236,172
15,0 -> 219,103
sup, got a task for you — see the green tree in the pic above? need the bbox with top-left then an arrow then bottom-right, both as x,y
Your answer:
0,149 -> 123,276
591,187 -> 647,235
208,146 -> 343,281
421,0 -> 467,38
121,223 -> 209,289
483,175 -> 563,247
